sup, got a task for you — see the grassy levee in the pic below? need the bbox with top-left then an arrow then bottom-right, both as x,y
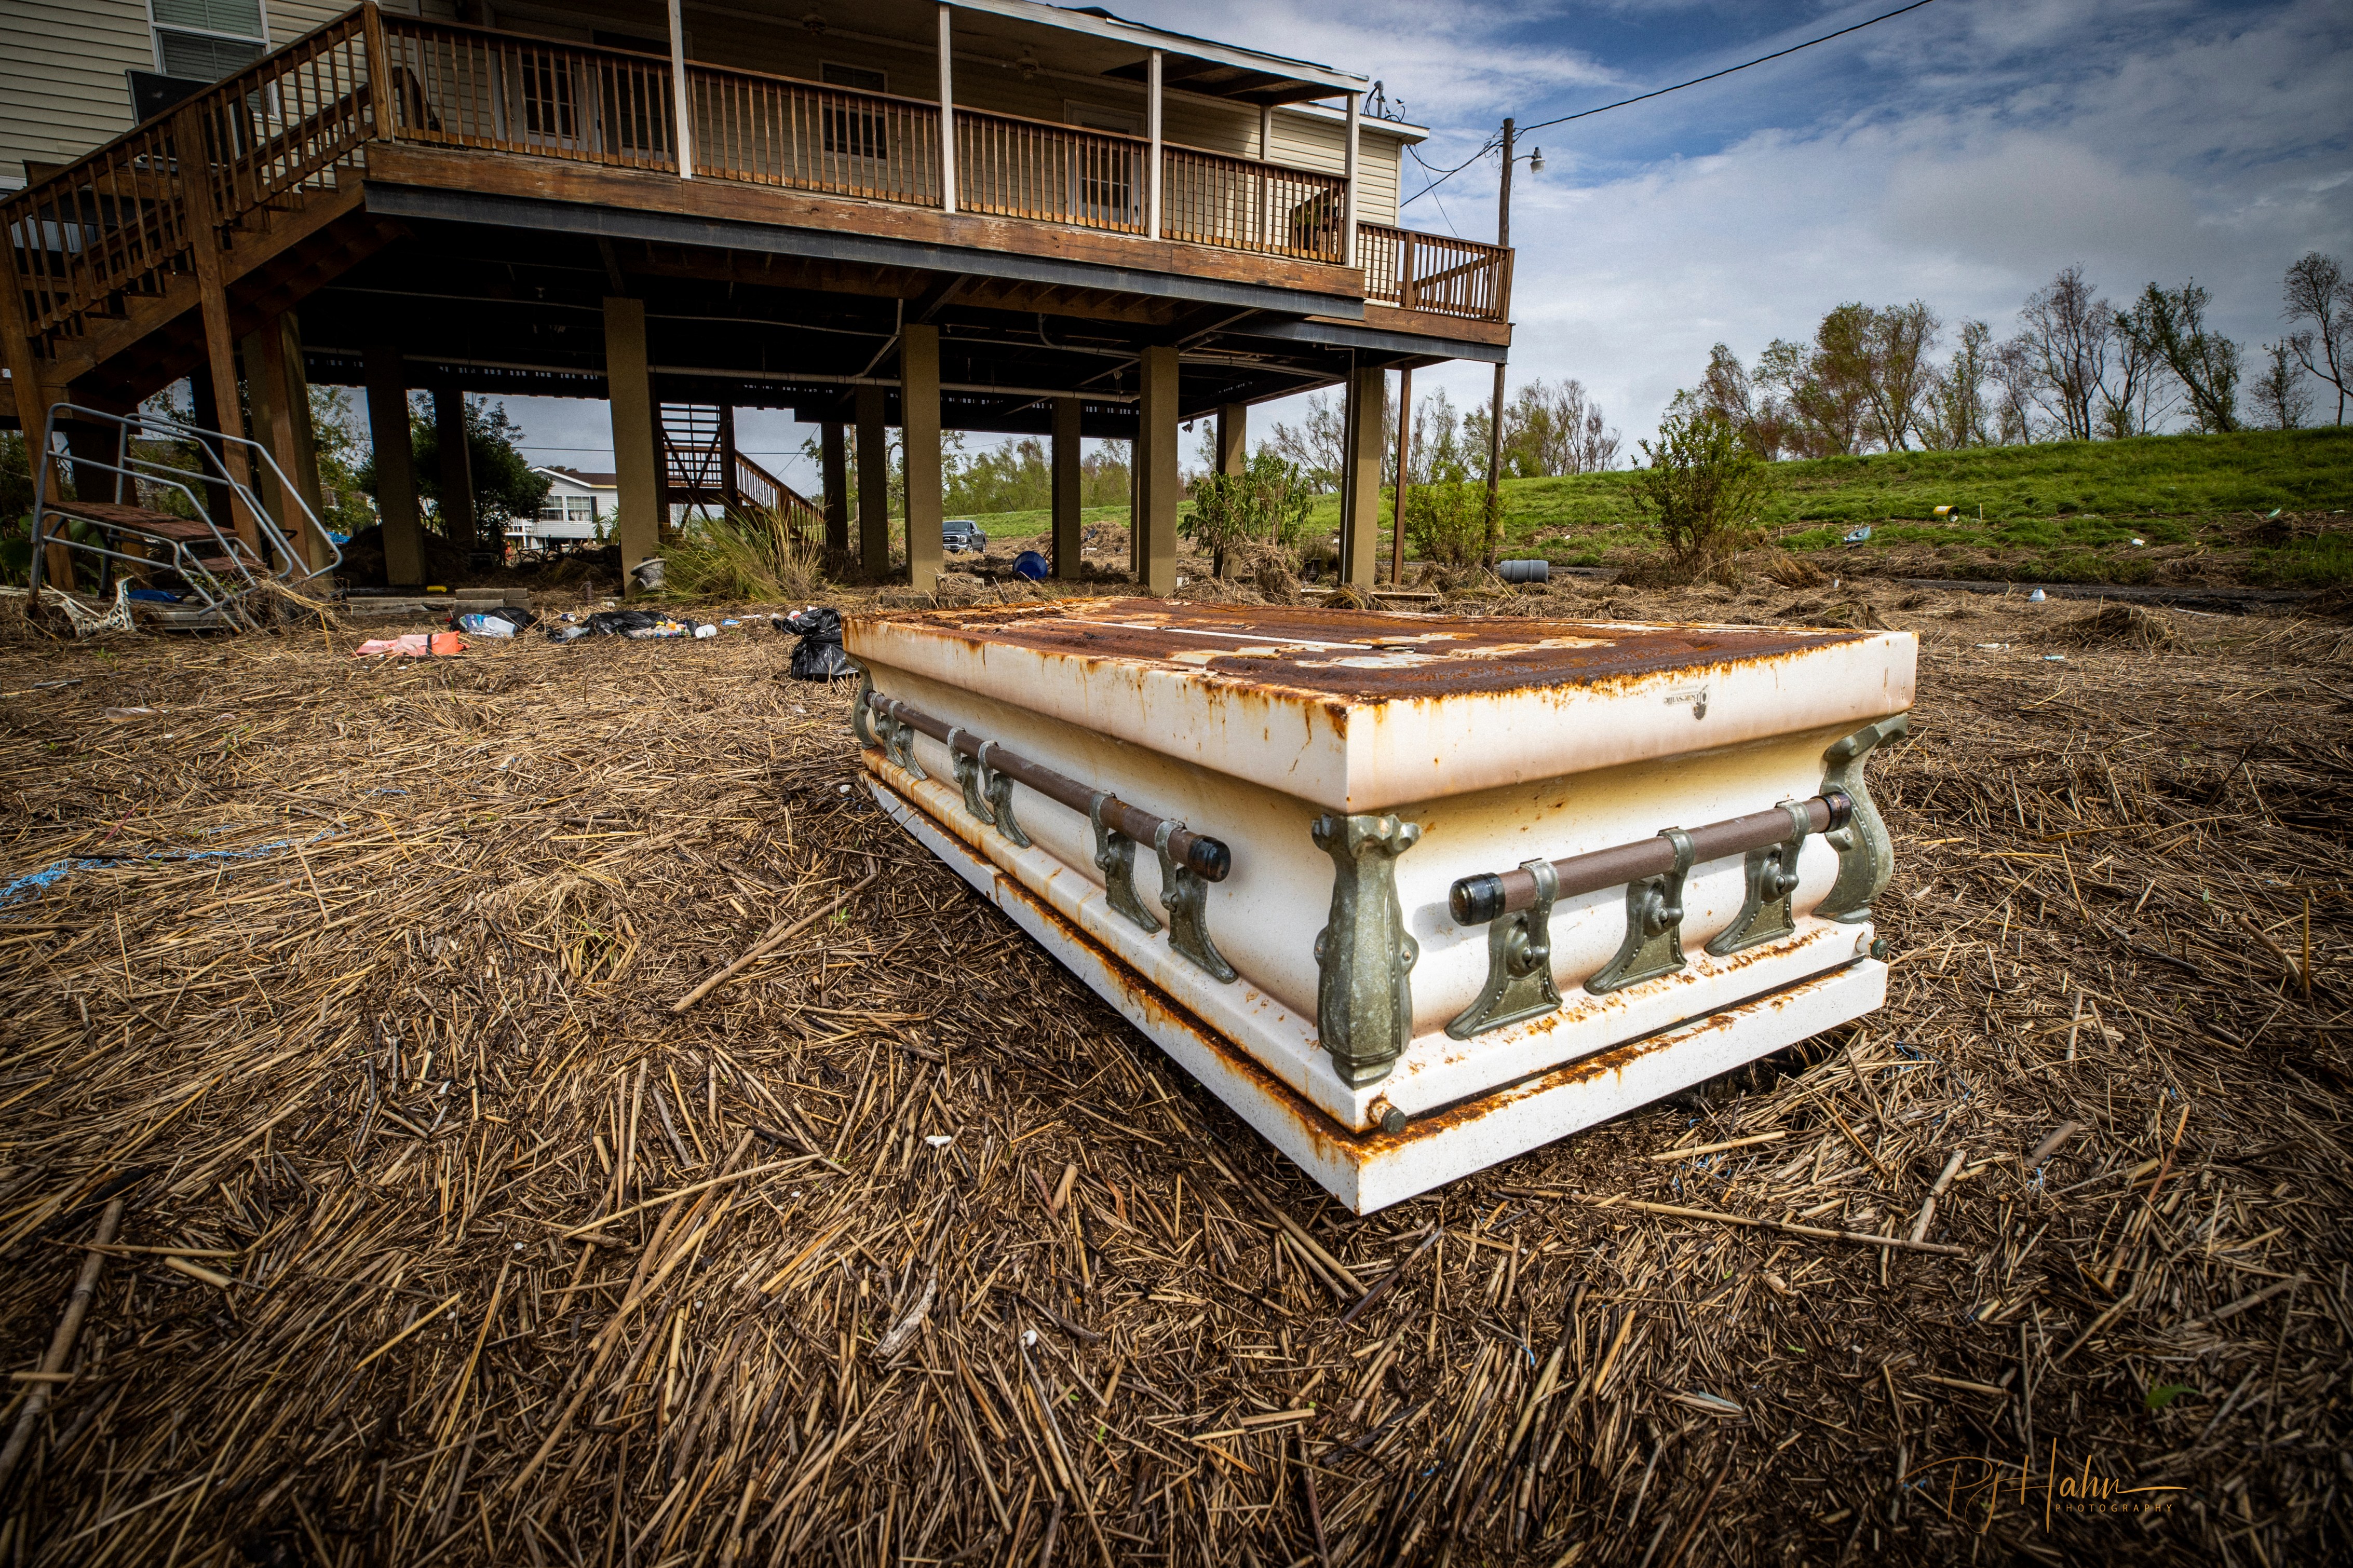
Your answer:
959,427 -> 2353,588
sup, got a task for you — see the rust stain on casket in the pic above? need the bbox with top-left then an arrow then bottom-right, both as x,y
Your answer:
851,597 -> 1870,705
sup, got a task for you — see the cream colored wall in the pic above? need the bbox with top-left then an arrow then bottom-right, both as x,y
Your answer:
2,0 -> 153,188
1,0 -> 387,189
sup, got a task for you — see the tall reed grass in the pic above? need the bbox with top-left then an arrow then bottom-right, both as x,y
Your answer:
657,508 -> 828,602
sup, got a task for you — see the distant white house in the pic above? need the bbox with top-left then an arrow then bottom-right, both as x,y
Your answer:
519,467 -> 617,546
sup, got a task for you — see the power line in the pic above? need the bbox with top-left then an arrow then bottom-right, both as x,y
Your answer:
1401,0 -> 1939,208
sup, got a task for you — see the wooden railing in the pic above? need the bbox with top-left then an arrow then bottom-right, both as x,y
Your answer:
955,108 -> 1143,236
2,7 -> 375,350
1358,224 -> 1511,322
695,65 -> 941,204
731,453 -> 828,545
376,18 -> 680,172
1162,145 -> 1348,264
3,3 -> 1513,363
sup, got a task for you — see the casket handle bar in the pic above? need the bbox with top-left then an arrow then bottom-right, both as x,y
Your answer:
1442,793 -> 1851,1040
858,689 -> 1236,980
1448,794 -> 1852,927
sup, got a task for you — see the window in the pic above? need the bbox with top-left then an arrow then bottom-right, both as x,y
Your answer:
538,495 -> 598,525
820,62 -> 886,161
517,50 -> 579,140
151,0 -> 267,81
1066,105 -> 1140,225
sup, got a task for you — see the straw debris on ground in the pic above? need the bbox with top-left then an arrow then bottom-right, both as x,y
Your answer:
0,583 -> 2346,1566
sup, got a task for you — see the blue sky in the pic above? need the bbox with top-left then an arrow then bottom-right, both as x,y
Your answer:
495,0 -> 2353,482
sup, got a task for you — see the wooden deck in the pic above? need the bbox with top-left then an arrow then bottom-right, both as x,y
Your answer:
2,1 -> 1509,421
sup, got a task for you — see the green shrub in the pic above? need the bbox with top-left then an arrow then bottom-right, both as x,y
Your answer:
1182,452 -> 1316,576
1630,414 -> 1771,575
1402,458 -> 1497,566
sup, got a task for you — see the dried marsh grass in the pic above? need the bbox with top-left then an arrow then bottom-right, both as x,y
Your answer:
0,593 -> 2345,1566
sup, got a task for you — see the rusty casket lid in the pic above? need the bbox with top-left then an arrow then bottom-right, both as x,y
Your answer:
846,598 -> 1916,813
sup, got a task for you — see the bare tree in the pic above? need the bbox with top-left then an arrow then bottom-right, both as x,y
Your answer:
1573,393 -> 1624,473
2126,280 -> 2240,433
1921,320 -> 1993,449
2014,265 -> 2114,442
1266,392 -> 1345,490
1862,301 -> 1940,451
2251,340 -> 2313,430
1464,379 -> 1621,476
1681,344 -> 1790,459
1989,337 -> 2043,444
2282,251 -> 2351,424
2099,295 -> 2173,438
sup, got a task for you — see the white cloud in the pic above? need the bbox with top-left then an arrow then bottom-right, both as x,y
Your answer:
449,2 -> 2353,465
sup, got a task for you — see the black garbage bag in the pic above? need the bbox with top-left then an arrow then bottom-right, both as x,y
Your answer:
785,605 -> 854,680
584,609 -> 665,635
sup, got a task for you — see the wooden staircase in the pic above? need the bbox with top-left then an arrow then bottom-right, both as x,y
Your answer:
657,402 -> 829,544
0,6 -> 402,432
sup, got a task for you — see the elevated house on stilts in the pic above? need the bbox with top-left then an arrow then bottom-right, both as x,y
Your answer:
2,0 -> 1511,596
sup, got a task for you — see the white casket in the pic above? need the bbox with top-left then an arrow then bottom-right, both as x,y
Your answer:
847,598 -> 1916,1212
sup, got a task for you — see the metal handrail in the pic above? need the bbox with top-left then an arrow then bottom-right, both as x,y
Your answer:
27,402 -> 341,628
1449,793 -> 1852,925
859,689 -> 1230,882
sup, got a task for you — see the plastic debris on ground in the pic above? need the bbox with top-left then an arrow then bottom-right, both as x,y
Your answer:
783,606 -> 855,680
1842,526 -> 1872,545
355,632 -> 464,657
2027,588 -> 2047,602
1012,550 -> 1049,581
553,610 -> 718,642
452,605 -> 538,637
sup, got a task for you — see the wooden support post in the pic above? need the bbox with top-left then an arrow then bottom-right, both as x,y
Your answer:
1337,358 -> 1384,588
1391,366 -> 1412,587
1216,402 -> 1246,477
936,4 -> 956,214
174,101 -> 261,553
245,312 -> 330,571
901,323 -> 943,593
855,383 -> 890,579
820,420 -> 849,554
185,370 -> 235,542
603,296 -> 660,595
717,403 -> 738,513
1146,50 -> 1164,240
1050,396 -> 1082,580
363,342 -> 425,585
431,384 -> 477,565
1343,91 -> 1361,268
60,420 -> 122,505
667,0 -> 693,179
1135,344 -> 1179,597
0,278 -> 76,590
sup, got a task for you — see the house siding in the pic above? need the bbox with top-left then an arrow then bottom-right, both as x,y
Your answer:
2,0 -> 155,188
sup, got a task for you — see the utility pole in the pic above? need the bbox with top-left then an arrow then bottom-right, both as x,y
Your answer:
1484,117 -> 1513,566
